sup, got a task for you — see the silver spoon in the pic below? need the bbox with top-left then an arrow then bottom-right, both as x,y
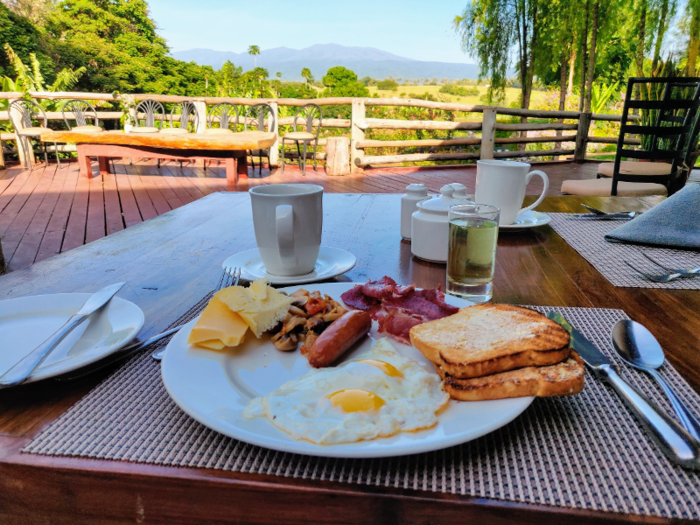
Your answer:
612,320 -> 700,441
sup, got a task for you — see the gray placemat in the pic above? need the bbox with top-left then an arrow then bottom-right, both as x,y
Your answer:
548,213 -> 700,289
22,298 -> 700,519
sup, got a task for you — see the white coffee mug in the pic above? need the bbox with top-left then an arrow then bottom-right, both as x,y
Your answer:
474,159 -> 549,225
249,184 -> 323,276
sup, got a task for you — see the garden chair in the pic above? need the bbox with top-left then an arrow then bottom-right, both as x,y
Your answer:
62,100 -> 101,132
131,99 -> 165,133
562,77 -> 700,197
244,103 -> 275,174
205,103 -> 239,134
8,99 -> 58,170
161,101 -> 198,135
281,103 -> 322,175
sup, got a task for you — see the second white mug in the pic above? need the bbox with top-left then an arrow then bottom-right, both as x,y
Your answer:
249,184 -> 323,276
474,159 -> 549,225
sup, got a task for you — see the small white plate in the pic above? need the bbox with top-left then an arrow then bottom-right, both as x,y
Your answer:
222,247 -> 357,285
499,211 -> 551,231
0,293 -> 144,384
161,283 -> 533,459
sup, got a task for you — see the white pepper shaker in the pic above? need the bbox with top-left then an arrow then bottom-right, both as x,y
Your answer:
401,183 -> 428,241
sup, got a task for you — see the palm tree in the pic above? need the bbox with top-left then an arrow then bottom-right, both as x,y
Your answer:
301,67 -> 313,86
248,45 -> 260,68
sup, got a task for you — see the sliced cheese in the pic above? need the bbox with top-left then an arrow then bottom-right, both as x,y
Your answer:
187,297 -> 249,349
215,278 -> 293,338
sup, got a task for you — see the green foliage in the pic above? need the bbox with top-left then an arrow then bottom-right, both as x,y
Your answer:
439,84 -> 479,96
277,81 -> 317,99
301,67 -> 314,85
0,2 -> 52,77
376,79 -> 398,91
590,82 -> 620,114
360,76 -> 373,86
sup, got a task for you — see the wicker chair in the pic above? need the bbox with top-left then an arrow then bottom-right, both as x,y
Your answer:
562,77 -> 700,197
132,99 -> 165,133
281,103 -> 322,175
206,103 -> 239,134
244,103 -> 275,174
161,101 -> 198,135
62,100 -> 101,132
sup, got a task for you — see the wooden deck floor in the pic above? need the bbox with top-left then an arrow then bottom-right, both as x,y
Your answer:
0,159 -> 598,273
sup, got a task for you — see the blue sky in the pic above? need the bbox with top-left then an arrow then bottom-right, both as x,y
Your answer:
147,0 -> 475,64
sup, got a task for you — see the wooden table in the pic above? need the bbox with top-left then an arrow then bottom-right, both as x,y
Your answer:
40,130 -> 277,184
0,192 -> 696,525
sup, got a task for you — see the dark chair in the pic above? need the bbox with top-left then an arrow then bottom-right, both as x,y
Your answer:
162,101 -> 198,135
563,77 -> 700,196
206,103 -> 239,134
62,99 -> 101,131
132,99 -> 165,132
244,103 -> 275,174
8,99 -> 56,170
281,103 -> 322,175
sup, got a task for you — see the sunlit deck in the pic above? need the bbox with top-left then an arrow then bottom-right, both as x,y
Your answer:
0,159 -> 598,273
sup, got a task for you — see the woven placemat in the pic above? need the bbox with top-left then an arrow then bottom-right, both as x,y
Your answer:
548,213 -> 700,289
23,297 -> 700,519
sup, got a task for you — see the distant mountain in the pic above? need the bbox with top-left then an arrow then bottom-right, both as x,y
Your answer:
172,44 -> 479,81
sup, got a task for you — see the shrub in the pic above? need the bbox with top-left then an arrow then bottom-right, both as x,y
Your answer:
377,79 -> 398,91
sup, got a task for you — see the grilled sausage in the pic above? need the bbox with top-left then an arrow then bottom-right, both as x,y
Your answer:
301,310 -> 372,368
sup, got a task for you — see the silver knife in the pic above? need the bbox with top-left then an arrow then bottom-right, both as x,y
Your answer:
547,311 -> 700,469
0,283 -> 126,387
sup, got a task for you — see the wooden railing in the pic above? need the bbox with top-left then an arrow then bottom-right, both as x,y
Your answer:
0,91 -> 634,172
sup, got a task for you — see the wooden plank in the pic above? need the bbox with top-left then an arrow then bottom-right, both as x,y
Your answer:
113,169 -> 142,228
123,166 -> 158,222
61,172 -> 90,252
103,170 -> 124,235
35,163 -> 80,262
85,174 -> 106,244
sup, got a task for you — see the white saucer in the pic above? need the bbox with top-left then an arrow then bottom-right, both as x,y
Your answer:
499,211 -> 551,231
0,293 -> 144,384
222,246 -> 356,285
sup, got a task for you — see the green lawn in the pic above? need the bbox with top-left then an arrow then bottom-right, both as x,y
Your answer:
366,85 -> 547,107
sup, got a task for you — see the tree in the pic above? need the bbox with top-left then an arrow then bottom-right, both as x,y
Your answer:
0,2 -> 51,77
322,66 -> 369,96
301,67 -> 313,86
248,45 -> 260,68
377,79 -> 398,91
454,0 -> 545,110
687,0 -> 700,75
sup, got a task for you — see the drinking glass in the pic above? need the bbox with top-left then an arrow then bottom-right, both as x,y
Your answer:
447,204 -> 500,303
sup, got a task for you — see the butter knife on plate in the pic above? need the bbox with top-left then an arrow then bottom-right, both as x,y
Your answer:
547,311 -> 700,469
0,282 -> 126,387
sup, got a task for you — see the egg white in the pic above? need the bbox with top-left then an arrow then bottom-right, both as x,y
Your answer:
243,338 -> 449,444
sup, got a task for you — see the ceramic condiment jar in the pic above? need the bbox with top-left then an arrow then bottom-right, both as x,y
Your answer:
411,184 -> 474,263
400,184 -> 429,240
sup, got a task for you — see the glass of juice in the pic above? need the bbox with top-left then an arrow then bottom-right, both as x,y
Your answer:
447,204 -> 500,303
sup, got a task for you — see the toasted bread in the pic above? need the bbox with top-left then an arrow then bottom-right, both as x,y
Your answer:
409,304 -> 570,378
438,351 -> 584,401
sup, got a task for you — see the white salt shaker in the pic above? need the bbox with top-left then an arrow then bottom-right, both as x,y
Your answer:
401,183 -> 428,241
451,183 -> 469,200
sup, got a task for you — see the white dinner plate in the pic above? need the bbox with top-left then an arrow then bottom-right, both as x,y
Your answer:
499,211 -> 551,231
0,293 -> 144,384
161,283 -> 533,458
222,247 -> 357,285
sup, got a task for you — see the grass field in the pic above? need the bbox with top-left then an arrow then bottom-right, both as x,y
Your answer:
366,85 -> 547,107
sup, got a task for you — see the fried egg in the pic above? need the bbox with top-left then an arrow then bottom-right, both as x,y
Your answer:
243,338 -> 449,444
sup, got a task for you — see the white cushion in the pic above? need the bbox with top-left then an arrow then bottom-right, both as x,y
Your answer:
130,127 -> 160,133
597,161 -> 673,177
204,128 -> 234,134
71,125 -> 103,133
18,126 -> 50,137
283,131 -> 315,141
561,178 -> 668,197
160,127 -> 190,135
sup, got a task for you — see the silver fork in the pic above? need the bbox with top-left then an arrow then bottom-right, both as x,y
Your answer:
641,252 -> 700,276
624,261 -> 685,283
151,266 -> 241,361
572,204 -> 641,220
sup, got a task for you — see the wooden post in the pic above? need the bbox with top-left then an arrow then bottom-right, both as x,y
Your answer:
351,99 -> 365,172
574,112 -> 592,162
9,99 -> 34,167
123,94 -> 136,128
326,137 -> 350,176
480,107 -> 497,160
269,101 -> 279,168
193,99 -> 207,133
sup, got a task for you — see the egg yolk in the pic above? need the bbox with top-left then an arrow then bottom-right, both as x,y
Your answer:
328,389 -> 386,412
358,359 -> 404,378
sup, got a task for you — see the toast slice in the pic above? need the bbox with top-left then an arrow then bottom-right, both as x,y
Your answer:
439,351 -> 585,401
409,304 -> 570,378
